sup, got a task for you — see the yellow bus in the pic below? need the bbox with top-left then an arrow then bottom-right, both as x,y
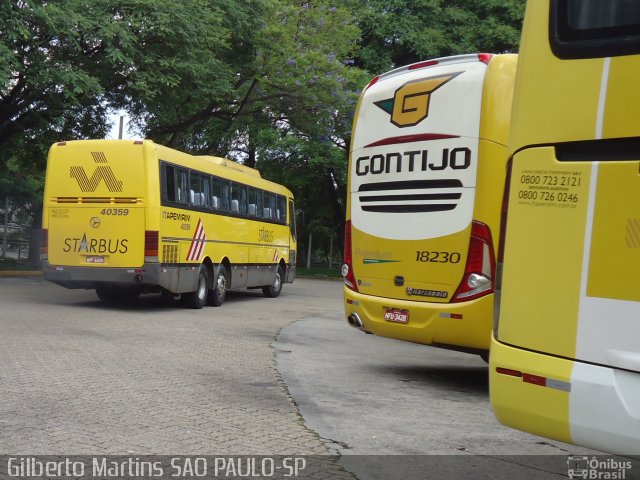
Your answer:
490,0 -> 640,455
342,53 -> 517,359
41,139 -> 297,308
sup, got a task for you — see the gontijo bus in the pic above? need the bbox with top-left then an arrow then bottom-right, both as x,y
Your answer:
490,0 -> 640,455
343,53 -> 517,359
41,139 -> 297,308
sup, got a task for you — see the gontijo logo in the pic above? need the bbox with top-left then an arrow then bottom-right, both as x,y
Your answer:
374,73 -> 461,127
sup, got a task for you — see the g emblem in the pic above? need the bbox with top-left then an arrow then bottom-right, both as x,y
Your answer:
90,217 -> 101,228
374,72 -> 460,128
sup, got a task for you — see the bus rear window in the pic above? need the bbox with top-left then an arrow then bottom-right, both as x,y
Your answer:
551,0 -> 640,58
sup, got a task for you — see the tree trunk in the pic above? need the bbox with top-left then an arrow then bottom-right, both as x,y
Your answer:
326,169 -> 345,259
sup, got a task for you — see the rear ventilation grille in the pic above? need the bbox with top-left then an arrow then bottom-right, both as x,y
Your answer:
162,244 -> 178,263
52,197 -> 141,204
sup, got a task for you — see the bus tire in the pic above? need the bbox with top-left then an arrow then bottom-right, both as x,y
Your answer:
262,265 -> 284,298
184,265 -> 208,309
207,264 -> 227,307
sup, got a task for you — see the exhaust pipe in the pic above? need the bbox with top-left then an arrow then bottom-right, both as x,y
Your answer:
347,313 -> 364,330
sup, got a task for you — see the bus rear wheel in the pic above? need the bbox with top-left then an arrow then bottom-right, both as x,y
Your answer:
183,265 -> 208,309
207,264 -> 227,307
262,265 -> 284,298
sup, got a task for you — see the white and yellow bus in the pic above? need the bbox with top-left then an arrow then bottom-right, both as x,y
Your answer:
343,53 -> 517,358
41,139 -> 297,308
490,0 -> 640,455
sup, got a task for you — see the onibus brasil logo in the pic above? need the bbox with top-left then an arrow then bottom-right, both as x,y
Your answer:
567,456 -> 633,480
374,72 -> 460,128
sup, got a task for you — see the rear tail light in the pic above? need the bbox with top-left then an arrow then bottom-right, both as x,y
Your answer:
144,230 -> 159,258
452,221 -> 495,302
409,60 -> 439,70
40,229 -> 48,255
342,220 -> 358,292
478,53 -> 494,64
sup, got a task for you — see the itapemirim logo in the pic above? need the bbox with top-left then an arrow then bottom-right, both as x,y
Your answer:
374,72 -> 461,128
70,152 -> 123,192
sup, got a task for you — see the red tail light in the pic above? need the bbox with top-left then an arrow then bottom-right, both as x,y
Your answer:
144,230 -> 159,257
366,76 -> 379,90
478,53 -> 494,64
40,229 -> 48,255
452,221 -> 495,302
342,220 -> 358,292
409,60 -> 438,70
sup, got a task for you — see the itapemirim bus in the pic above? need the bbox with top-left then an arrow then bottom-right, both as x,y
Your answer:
343,53 -> 517,359
490,0 -> 640,455
41,140 -> 297,308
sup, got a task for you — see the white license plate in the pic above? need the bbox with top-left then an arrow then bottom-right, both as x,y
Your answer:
86,256 -> 105,264
384,307 -> 409,324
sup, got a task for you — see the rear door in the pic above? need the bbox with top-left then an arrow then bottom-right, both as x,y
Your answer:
349,55 -> 487,303
45,140 -> 147,268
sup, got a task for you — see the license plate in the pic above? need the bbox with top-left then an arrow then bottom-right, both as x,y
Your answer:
384,307 -> 409,324
86,255 -> 105,264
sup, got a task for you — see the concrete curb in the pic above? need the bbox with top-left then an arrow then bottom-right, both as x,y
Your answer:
0,270 -> 42,277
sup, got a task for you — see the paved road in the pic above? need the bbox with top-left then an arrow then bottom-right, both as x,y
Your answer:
0,275 -> 614,480
0,277 -> 340,459
274,281 -> 605,479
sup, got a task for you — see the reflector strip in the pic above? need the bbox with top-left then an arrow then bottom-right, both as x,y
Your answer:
496,367 -> 522,378
523,373 -> 547,387
496,367 -> 572,392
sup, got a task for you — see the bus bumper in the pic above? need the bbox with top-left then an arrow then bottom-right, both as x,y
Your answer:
490,336 -> 640,455
343,285 -> 492,353
42,260 -> 166,290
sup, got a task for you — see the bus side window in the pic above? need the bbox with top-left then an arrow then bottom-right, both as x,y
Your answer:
164,164 -> 177,203
288,199 -> 297,241
221,181 -> 231,212
276,195 -> 286,224
265,193 -> 276,220
248,188 -> 259,217
189,172 -> 209,208
177,169 -> 188,205
211,177 -> 221,210
231,182 -> 247,216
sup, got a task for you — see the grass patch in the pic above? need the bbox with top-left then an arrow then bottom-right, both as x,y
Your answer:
297,266 -> 342,278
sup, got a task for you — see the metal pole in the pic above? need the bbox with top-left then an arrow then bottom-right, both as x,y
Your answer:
118,116 -> 124,139
328,235 -> 333,269
306,233 -> 312,269
2,197 -> 8,260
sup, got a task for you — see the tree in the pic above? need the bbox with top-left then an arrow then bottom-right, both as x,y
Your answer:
348,0 -> 526,73
0,0 -> 232,264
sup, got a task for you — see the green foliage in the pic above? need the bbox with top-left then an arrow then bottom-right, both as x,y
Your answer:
348,0 -> 526,73
0,0 -> 527,262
